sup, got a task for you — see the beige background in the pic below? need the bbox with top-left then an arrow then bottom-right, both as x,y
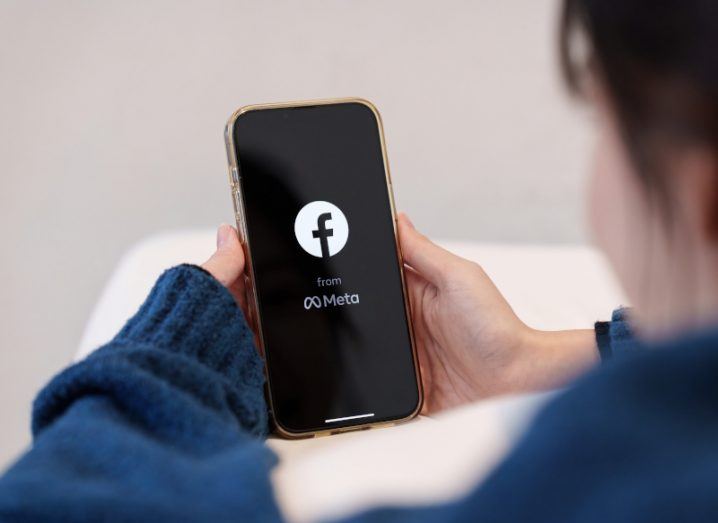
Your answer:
0,0 -> 591,468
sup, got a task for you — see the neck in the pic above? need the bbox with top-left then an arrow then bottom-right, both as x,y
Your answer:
638,245 -> 718,341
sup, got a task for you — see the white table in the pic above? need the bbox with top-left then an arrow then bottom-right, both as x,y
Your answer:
76,230 -> 624,522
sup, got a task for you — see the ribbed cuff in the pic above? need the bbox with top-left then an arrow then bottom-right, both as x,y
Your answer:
595,320 -> 612,361
114,264 -> 263,388
32,265 -> 269,440
595,307 -> 636,362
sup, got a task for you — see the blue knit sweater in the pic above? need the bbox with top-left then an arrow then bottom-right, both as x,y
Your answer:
1,265 -> 717,521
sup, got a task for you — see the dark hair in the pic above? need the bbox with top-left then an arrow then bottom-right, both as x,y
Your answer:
560,0 -> 718,216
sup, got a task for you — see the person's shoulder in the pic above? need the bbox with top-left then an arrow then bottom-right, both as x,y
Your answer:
473,328 -> 718,522
534,325 -> 718,453
565,325 -> 718,413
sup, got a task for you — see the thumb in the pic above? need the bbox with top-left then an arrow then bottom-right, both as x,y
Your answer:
397,213 -> 456,285
201,224 -> 246,288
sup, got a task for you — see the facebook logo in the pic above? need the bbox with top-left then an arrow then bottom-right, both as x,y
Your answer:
312,212 -> 334,258
294,201 -> 349,258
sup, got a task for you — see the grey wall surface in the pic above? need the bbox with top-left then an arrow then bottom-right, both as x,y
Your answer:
0,0 -> 591,468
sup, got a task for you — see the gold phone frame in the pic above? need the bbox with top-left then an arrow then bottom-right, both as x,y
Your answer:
224,97 -> 423,438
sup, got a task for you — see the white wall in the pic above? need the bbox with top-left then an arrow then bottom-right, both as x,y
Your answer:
0,0 -> 591,468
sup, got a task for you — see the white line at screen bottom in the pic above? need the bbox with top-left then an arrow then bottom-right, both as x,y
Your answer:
324,413 -> 375,424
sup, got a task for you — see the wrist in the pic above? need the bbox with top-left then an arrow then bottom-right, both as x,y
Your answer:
512,327 -> 598,392
36,265 -> 270,439
114,264 -> 263,386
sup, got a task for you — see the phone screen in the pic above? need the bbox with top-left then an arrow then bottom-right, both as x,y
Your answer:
231,101 -> 420,434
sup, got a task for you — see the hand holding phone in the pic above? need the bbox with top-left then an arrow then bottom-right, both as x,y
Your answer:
397,215 -> 600,411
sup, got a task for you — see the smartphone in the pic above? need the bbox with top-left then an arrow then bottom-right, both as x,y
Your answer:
224,98 -> 422,437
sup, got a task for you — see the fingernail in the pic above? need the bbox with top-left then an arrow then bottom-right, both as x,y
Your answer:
400,213 -> 415,229
217,224 -> 231,248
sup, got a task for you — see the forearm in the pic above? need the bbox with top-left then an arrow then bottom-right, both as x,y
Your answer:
514,307 -> 638,393
0,265 -> 282,521
514,328 -> 599,392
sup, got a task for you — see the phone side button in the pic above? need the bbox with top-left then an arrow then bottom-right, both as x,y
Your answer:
232,189 -> 242,213
235,209 -> 248,243
230,166 -> 240,185
236,213 -> 248,243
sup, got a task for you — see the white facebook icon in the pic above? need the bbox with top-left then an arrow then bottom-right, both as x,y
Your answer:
294,201 -> 349,258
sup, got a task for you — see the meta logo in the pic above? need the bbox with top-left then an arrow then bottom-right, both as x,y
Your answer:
304,293 -> 360,310
294,201 -> 349,258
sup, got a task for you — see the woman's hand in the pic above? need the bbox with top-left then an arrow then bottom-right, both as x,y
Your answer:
398,214 -> 598,413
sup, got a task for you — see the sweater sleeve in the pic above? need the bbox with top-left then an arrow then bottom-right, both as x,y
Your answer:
0,266 -> 655,523
0,265 -> 283,522
594,308 -> 637,361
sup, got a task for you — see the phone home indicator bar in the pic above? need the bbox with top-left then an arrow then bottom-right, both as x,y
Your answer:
324,413 -> 375,424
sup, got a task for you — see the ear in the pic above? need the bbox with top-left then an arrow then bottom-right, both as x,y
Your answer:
675,148 -> 718,242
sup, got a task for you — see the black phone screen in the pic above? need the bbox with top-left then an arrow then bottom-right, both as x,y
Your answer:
232,101 -> 420,434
